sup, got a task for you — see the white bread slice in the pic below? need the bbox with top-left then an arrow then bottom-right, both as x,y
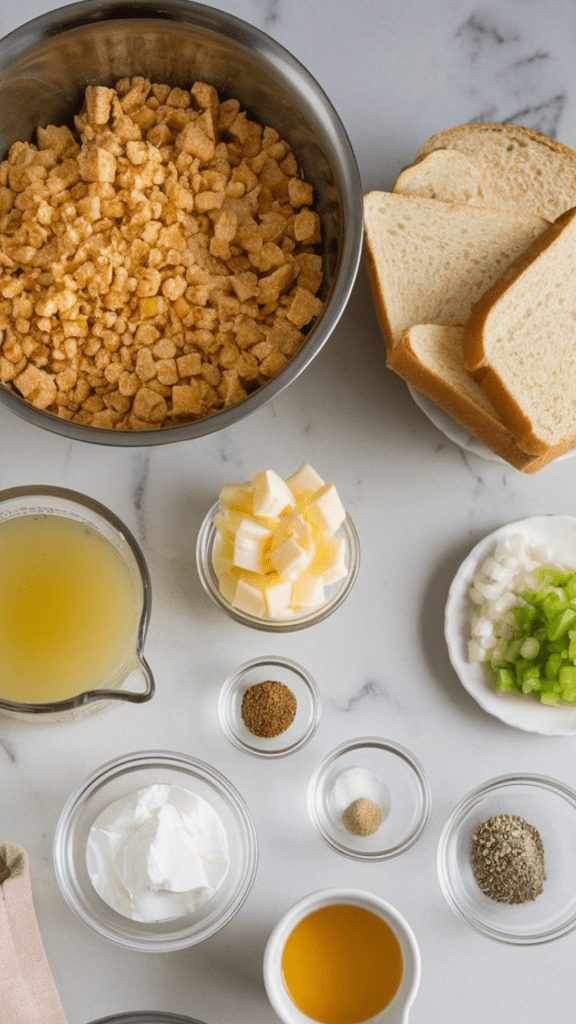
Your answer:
387,325 -> 551,473
464,206 -> 576,457
414,124 -> 576,222
393,149 -> 508,209
363,191 -> 548,351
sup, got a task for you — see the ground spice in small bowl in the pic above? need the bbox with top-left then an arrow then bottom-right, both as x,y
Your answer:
241,679 -> 297,738
342,797 -> 383,837
471,813 -> 546,904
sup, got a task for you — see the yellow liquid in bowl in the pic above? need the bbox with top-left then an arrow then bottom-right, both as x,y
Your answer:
0,514 -> 140,704
281,903 -> 404,1024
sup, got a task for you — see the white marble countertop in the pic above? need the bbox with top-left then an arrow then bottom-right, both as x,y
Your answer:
2,0 -> 576,1022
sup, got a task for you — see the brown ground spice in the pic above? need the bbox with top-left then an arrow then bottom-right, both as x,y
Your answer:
241,679 -> 297,738
342,797 -> 383,837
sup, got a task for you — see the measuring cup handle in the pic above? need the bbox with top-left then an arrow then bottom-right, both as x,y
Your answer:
88,656 -> 155,706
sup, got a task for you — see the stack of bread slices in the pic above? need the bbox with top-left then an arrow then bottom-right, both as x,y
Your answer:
363,123 -> 576,472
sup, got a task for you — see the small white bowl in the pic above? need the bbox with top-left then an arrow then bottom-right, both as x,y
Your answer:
445,515 -> 576,735
263,888 -> 420,1024
54,750 -> 258,951
196,502 -> 360,632
219,656 -> 321,758
308,738 -> 431,860
438,773 -> 576,944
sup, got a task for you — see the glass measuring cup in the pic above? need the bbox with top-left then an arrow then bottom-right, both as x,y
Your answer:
0,485 -> 154,722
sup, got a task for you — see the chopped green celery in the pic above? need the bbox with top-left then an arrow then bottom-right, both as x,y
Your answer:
540,591 -> 569,619
511,604 -> 537,631
545,652 -> 564,680
484,562 -> 576,705
568,630 -> 576,661
559,665 -> 576,700
547,607 -> 576,642
533,566 -> 572,588
491,666 -> 516,692
521,671 -> 541,694
519,636 -> 540,660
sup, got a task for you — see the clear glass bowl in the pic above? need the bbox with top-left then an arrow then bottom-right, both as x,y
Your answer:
307,738 -> 431,861
437,773 -> 576,944
219,656 -> 321,758
88,1015 -> 206,1024
196,502 -> 360,632
54,750 -> 258,951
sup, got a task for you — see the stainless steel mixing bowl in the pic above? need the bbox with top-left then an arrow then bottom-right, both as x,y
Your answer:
0,0 -> 363,446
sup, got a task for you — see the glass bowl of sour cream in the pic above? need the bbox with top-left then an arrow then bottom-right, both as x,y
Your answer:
53,750 -> 258,951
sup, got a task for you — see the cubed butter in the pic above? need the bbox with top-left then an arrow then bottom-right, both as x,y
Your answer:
286,462 -> 325,497
212,463 -> 349,620
252,469 -> 296,519
304,482 -> 346,535
270,535 -> 313,581
290,572 -> 325,609
219,481 -> 254,514
233,516 -> 272,573
231,577 -> 267,617
263,577 -> 293,618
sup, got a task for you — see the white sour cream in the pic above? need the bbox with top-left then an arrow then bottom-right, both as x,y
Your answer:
87,783 -> 230,922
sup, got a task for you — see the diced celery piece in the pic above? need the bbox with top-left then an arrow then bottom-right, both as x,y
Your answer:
511,604 -> 537,631
521,669 -> 541,694
559,665 -> 576,696
547,607 -> 576,642
540,591 -> 569,620
540,691 -> 561,705
492,666 -> 516,692
519,636 -> 540,660
568,629 -> 576,662
534,566 -> 572,588
545,652 -> 564,681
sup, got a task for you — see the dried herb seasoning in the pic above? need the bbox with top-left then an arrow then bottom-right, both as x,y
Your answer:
471,813 -> 545,904
241,679 -> 297,738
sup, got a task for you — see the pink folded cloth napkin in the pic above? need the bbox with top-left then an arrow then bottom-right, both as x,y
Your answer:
0,841 -> 67,1024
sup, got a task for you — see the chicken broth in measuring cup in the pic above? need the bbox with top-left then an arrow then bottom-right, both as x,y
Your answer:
0,513 -> 140,703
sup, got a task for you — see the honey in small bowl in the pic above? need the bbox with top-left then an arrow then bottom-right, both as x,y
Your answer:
281,903 -> 403,1024
264,888 -> 420,1024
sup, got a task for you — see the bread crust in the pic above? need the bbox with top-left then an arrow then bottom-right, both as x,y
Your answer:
414,123 -> 576,222
464,206 -> 576,455
416,122 -> 576,163
388,326 -> 553,472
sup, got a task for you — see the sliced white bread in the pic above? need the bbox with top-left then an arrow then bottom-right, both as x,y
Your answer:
464,205 -> 576,457
393,149 -> 508,208
387,324 -> 551,473
414,123 -> 576,222
363,191 -> 548,351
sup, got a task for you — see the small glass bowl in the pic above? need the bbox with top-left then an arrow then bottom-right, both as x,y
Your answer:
88,1016 -> 207,1024
195,502 -> 360,632
219,656 -> 321,758
307,738 -> 431,860
53,750 -> 258,952
437,773 -> 576,944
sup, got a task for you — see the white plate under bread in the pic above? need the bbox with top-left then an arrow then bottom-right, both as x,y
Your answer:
409,387 -> 576,466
